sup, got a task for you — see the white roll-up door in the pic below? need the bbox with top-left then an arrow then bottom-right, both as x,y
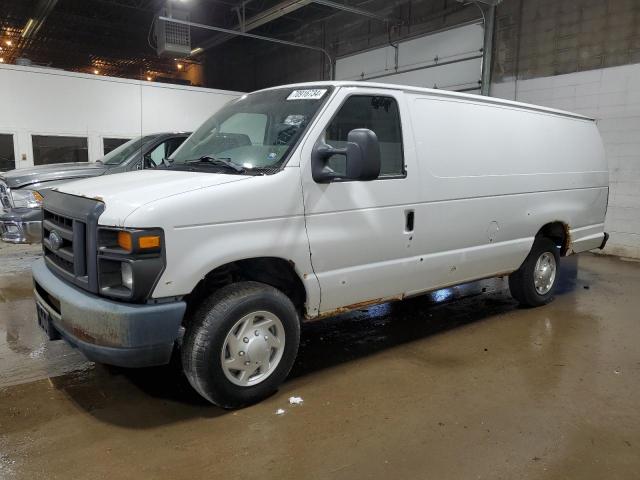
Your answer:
335,22 -> 484,94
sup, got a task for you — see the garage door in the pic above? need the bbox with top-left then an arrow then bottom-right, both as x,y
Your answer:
335,22 -> 484,94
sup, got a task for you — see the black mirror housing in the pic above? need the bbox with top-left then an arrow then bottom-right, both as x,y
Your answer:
312,128 -> 381,183
344,128 -> 381,181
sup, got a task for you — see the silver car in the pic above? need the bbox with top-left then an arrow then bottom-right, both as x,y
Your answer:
0,132 -> 189,243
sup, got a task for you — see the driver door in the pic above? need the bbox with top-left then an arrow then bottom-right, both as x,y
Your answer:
300,87 -> 420,314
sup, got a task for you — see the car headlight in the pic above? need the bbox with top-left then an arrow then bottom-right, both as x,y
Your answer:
121,262 -> 134,290
10,189 -> 44,208
97,227 -> 165,302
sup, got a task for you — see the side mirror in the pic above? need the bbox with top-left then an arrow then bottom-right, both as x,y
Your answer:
312,128 -> 381,183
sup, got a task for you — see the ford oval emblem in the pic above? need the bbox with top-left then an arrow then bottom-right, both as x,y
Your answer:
49,230 -> 63,251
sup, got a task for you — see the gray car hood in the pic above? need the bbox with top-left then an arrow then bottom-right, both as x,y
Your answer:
0,162 -> 109,189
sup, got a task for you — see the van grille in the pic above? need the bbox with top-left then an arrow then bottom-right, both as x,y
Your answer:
43,210 -> 86,277
41,191 -> 104,293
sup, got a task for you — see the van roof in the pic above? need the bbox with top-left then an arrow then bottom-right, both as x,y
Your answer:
255,80 -> 595,122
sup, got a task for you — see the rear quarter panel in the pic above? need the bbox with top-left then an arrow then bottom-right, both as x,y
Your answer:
402,93 -> 608,293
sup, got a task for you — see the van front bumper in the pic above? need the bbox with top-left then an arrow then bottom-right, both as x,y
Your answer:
0,207 -> 42,243
32,258 -> 186,367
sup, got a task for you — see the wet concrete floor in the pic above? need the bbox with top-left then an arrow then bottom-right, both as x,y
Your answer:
0,252 -> 639,479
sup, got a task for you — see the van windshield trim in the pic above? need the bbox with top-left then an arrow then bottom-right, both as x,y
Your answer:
169,86 -> 335,175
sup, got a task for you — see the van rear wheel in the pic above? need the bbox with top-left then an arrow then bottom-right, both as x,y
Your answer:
509,237 -> 560,307
181,281 -> 300,408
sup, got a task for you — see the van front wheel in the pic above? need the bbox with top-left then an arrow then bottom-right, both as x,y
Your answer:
509,237 -> 560,307
182,281 -> 300,408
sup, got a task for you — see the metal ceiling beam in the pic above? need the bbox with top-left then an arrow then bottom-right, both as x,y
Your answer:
241,0 -> 313,31
197,0 -> 312,52
87,0 -> 156,11
159,16 -> 334,79
195,0 -> 402,54
457,0 -> 503,6
310,0 -> 402,24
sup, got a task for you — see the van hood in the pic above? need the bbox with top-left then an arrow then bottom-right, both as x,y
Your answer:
55,169 -> 251,222
1,162 -> 107,189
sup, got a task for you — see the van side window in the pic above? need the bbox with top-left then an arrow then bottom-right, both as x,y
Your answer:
325,95 -> 404,178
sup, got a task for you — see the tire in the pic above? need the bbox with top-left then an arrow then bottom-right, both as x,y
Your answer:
181,281 -> 300,408
509,237 -> 560,307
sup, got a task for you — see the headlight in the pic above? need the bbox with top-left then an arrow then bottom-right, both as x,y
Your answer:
10,189 -> 43,208
97,227 -> 165,302
121,262 -> 133,290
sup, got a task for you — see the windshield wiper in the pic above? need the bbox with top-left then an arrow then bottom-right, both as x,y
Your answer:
186,155 -> 245,173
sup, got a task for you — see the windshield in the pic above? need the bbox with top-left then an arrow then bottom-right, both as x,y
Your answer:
102,135 -> 156,165
169,86 -> 333,174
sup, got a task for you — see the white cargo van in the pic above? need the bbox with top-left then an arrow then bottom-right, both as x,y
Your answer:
32,82 -> 609,407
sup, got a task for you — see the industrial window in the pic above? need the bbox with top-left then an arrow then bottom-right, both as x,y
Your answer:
103,137 -> 132,155
32,135 -> 88,166
325,95 -> 404,178
0,134 -> 15,172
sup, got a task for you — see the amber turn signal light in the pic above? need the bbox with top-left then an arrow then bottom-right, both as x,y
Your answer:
117,231 -> 133,251
138,235 -> 161,249
117,231 -> 161,251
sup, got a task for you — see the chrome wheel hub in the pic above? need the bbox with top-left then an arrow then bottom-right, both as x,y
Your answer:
221,311 -> 285,387
534,251 -> 557,295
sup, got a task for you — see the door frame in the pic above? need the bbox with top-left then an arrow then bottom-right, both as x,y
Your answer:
298,85 -> 421,314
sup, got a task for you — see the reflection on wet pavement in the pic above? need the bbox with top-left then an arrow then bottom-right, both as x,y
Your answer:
1,253 -> 639,480
0,273 -> 92,389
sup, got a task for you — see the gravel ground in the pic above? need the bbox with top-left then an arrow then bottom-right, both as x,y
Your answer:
0,242 -> 42,276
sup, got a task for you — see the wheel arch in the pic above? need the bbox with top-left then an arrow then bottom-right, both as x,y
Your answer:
536,221 -> 570,256
185,256 -> 308,319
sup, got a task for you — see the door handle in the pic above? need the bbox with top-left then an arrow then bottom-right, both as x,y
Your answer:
405,210 -> 415,232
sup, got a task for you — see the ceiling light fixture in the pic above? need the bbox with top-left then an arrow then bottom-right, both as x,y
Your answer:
190,47 -> 202,55
22,18 -> 34,38
177,63 -> 184,70
5,40 -> 12,46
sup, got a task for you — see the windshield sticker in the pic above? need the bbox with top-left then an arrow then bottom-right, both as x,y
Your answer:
287,89 -> 327,101
284,114 -> 306,126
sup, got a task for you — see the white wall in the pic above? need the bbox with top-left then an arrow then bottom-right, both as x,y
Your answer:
491,64 -> 640,258
0,64 -> 241,167
336,23 -> 483,94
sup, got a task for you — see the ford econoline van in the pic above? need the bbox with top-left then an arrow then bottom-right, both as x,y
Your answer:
32,82 -> 609,407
